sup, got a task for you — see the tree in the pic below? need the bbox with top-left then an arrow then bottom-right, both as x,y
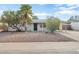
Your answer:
1,11 -> 22,31
46,17 -> 61,32
19,4 -> 32,31
1,4 -> 33,32
0,4 -> 38,32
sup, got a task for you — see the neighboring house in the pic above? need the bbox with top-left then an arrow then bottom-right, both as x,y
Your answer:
71,22 -> 79,31
68,15 -> 79,31
62,23 -> 71,30
60,22 -> 79,31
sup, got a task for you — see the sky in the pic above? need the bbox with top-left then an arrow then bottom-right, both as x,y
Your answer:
0,4 -> 79,21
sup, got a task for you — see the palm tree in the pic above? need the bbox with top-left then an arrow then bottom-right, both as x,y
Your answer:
19,4 -> 32,31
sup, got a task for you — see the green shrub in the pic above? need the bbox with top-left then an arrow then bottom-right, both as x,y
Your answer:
46,17 -> 61,32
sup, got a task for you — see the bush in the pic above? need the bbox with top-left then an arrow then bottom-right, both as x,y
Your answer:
46,17 -> 61,32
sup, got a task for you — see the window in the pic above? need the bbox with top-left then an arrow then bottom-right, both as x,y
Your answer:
43,23 -> 46,27
40,23 -> 46,28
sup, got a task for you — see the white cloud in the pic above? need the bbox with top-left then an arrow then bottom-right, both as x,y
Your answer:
67,5 -> 79,10
34,13 -> 52,16
54,4 -> 63,7
53,10 -> 79,21
0,10 -> 4,16
54,4 -> 79,17
58,7 -> 67,10
39,4 -> 46,6
33,13 -> 52,19
58,4 -> 79,11
57,10 -> 76,15
0,10 -> 4,13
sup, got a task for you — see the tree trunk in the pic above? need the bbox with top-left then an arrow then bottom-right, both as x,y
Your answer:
9,24 -> 22,32
22,22 -> 27,31
16,27 -> 21,32
24,23 -> 27,31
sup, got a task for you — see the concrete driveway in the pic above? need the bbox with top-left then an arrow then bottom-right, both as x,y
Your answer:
58,30 -> 79,41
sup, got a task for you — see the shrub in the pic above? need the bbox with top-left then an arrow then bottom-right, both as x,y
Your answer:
46,17 -> 61,32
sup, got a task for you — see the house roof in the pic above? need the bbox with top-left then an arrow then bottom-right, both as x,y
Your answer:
32,17 -> 55,23
32,19 -> 46,23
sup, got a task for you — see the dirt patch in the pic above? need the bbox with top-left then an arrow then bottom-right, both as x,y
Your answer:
0,32 -> 77,42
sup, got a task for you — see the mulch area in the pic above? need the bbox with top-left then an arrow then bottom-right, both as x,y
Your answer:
0,32 -> 77,42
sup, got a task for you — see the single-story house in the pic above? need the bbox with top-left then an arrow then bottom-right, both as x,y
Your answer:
3,20 -> 72,32
25,20 -> 48,32
8,20 -> 48,32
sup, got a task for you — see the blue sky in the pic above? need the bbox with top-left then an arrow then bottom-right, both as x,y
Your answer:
0,4 -> 79,21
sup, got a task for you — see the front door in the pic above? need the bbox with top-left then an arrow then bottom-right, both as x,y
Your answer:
34,23 -> 37,31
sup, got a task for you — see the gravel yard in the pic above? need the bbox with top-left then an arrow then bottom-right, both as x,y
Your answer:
0,32 -> 77,42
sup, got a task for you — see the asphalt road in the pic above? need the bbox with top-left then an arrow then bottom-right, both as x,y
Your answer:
0,42 -> 79,54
